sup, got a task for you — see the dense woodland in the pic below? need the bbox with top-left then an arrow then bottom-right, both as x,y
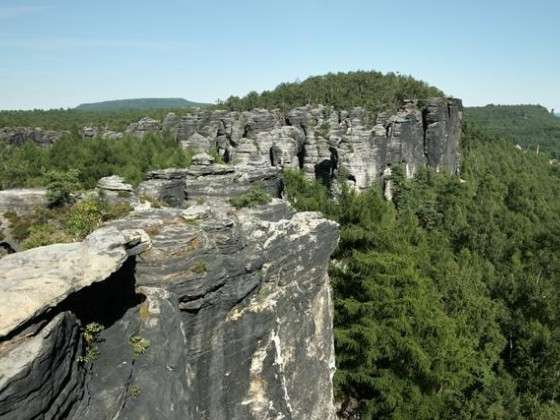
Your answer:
0,133 -> 192,189
222,70 -> 444,113
285,125 -> 560,418
2,71 -> 560,418
465,105 -> 560,158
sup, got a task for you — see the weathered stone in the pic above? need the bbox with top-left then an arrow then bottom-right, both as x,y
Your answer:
185,164 -> 283,202
126,117 -> 161,138
96,176 -> 135,205
0,227 -> 150,338
191,152 -> 215,165
0,188 -> 48,217
0,128 -> 66,146
138,169 -> 189,208
168,98 -> 462,189
0,196 -> 338,420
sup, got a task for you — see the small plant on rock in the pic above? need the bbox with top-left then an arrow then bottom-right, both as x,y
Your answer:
191,260 -> 207,274
129,335 -> 151,359
78,322 -> 104,364
128,384 -> 142,398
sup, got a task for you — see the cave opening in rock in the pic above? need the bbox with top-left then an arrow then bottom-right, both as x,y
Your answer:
297,144 -> 306,169
59,257 -> 145,328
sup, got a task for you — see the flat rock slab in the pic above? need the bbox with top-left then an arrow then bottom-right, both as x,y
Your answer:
0,226 -> 150,339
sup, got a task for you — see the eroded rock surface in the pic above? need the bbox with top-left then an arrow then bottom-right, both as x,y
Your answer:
0,227 -> 150,420
0,127 -> 67,146
167,98 -> 463,188
2,99 -> 463,190
0,199 -> 338,419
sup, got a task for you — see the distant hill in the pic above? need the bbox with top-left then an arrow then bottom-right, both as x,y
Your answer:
222,70 -> 444,113
75,98 -> 208,111
465,104 -> 560,158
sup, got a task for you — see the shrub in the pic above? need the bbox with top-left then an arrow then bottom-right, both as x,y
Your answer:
191,260 -> 207,274
65,198 -> 104,239
45,169 -> 81,207
229,185 -> 272,209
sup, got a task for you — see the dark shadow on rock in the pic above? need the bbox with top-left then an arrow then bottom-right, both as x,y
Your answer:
59,258 -> 145,328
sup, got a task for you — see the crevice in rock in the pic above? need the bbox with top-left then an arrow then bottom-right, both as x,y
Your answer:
1,257 -> 145,342
59,258 -> 145,327
421,107 -> 430,165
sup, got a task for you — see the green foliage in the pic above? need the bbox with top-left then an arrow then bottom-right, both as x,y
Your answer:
465,105 -> 560,158
0,132 -> 191,190
223,70 -> 444,114
285,122 -> 560,418
129,335 -> 151,359
128,384 -> 142,398
5,196 -> 133,249
45,169 -> 81,207
65,197 -> 105,239
78,322 -> 104,364
22,223 -> 72,250
229,185 -> 272,208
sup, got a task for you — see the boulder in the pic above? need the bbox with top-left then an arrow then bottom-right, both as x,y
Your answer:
0,189 -> 48,217
138,168 -> 188,208
185,164 -> 283,202
96,175 -> 135,205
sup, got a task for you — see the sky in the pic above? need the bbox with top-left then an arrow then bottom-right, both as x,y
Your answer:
0,0 -> 558,110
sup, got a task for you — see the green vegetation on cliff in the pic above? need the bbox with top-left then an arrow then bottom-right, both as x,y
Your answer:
465,105 -> 560,158
223,70 -> 444,113
285,124 -> 560,418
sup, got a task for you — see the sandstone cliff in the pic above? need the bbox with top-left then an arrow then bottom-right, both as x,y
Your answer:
0,197 -> 338,419
2,99 -> 463,190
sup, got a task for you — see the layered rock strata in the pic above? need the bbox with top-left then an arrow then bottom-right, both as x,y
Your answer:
0,199 -> 338,419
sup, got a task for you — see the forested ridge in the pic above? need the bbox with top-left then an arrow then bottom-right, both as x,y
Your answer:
75,97 -> 206,111
0,108 -> 188,131
465,105 -> 560,158
222,70 -> 444,113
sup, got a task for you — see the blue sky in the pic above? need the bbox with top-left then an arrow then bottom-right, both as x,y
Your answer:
0,0 -> 558,110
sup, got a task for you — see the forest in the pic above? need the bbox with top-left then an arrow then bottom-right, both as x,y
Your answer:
284,125 -> 560,418
222,70 -> 444,113
465,105 -> 560,158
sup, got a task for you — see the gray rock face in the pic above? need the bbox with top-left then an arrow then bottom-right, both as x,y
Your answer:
0,201 -> 338,420
126,117 -> 161,138
96,176 -> 135,205
170,98 -> 463,189
138,168 -> 189,208
0,188 -> 48,216
0,227 -> 151,419
185,164 -> 283,203
0,127 -> 66,146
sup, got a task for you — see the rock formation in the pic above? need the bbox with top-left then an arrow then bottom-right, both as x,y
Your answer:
164,98 -> 463,189
2,98 -> 463,190
0,183 -> 339,419
0,188 -> 48,216
0,127 -> 67,146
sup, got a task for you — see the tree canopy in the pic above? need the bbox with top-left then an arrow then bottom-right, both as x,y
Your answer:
222,70 -> 444,113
